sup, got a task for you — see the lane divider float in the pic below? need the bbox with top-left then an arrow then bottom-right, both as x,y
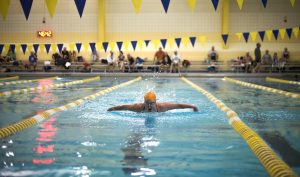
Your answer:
0,76 -> 58,86
0,77 -> 141,139
266,77 -> 300,85
0,76 -> 19,81
181,77 -> 298,177
224,77 -> 300,99
0,76 -> 100,97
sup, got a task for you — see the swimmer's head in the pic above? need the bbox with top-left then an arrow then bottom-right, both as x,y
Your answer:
144,91 -> 157,112
144,91 -> 156,102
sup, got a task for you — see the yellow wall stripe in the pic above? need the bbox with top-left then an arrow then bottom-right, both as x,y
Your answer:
0,77 -> 141,139
181,77 -> 298,177
0,76 -> 19,81
224,77 -> 300,99
0,76 -> 58,86
266,77 -> 300,85
0,76 -> 100,97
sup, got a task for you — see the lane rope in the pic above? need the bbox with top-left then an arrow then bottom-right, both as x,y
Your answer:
181,77 -> 298,177
266,77 -> 300,85
0,76 -> 100,97
224,77 -> 300,99
0,76 -> 19,81
0,76 -> 58,86
0,77 -> 141,139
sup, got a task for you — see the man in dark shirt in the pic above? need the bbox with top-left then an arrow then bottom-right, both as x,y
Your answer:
254,43 -> 261,72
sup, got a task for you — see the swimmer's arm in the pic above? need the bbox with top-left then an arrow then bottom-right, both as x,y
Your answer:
107,103 -> 144,112
159,103 -> 198,112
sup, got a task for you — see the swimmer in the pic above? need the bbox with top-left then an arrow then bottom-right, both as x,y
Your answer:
107,91 -> 198,112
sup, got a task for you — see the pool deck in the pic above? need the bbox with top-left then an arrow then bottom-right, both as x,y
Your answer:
0,72 -> 300,78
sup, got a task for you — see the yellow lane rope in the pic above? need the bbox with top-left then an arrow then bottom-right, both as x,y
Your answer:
181,77 -> 298,177
0,76 -> 58,86
0,76 -> 19,81
266,77 -> 300,85
224,77 -> 300,99
0,77 -> 141,139
0,76 -> 100,97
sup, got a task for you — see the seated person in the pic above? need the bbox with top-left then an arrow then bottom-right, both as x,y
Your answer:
154,47 -> 165,65
108,91 -> 198,112
61,47 -> 70,62
282,47 -> 290,63
244,52 -> 253,73
182,59 -> 191,72
118,51 -> 125,72
126,54 -> 135,72
43,60 -> 52,72
28,51 -> 38,71
170,51 -> 181,73
53,52 -> 62,66
91,49 -> 99,62
83,62 -> 91,72
135,57 -> 146,71
262,50 -> 272,65
6,48 -> 16,62
70,50 -> 77,62
208,46 -> 218,62
106,51 -> 115,72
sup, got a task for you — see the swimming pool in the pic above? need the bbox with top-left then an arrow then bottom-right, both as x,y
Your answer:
0,76 -> 299,177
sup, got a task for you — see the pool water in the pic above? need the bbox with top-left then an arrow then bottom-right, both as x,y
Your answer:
0,77 -> 299,177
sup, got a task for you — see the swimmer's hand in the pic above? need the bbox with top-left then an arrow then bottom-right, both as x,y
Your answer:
193,106 -> 198,112
107,107 -> 114,111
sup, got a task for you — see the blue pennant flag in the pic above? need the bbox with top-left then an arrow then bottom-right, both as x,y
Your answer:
0,44 -> 4,54
258,31 -> 265,41
211,0 -> 219,11
221,34 -> 228,45
89,42 -> 96,52
116,42 -> 123,51
45,44 -> 51,54
21,44 -> 27,54
243,32 -> 250,43
261,0 -> 268,8
74,0 -> 86,18
76,43 -> 82,53
189,37 -> 196,47
33,44 -> 39,53
10,44 -> 15,52
175,38 -> 181,48
57,44 -> 64,53
102,42 -> 109,52
20,0 -> 33,20
161,0 -> 170,13
286,28 -> 293,39
131,41 -> 137,51
144,40 -> 150,47
272,29 -> 279,40
160,39 -> 167,49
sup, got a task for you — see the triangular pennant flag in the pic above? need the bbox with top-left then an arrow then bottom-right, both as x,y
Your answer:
20,0 -> 33,20
0,44 -> 4,54
45,44 -> 51,54
0,0 -> 10,20
258,31 -> 265,41
243,32 -> 249,42
15,44 -> 21,53
89,42 -> 96,52
175,38 -> 181,48
293,27 -> 299,38
138,40 -> 143,50
272,29 -> 279,40
102,42 -> 109,52
221,34 -> 228,45
290,0 -> 295,7
51,44 -> 57,52
57,44 -> 64,53
144,40 -> 150,47
153,40 -> 160,49
40,44 -> 45,53
279,29 -> 286,39
261,0 -> 267,8
187,0 -> 196,11
266,30 -> 272,41
132,0 -> 142,13
45,0 -> 57,18
33,44 -> 39,53
109,42 -> 115,51
96,42 -> 102,51
250,32 -> 257,41
124,41 -> 130,50
74,0 -> 86,18
10,44 -> 15,52
116,41 -> 123,51
131,41 -> 137,51
189,37 -> 196,47
76,43 -> 82,53
286,28 -> 293,39
168,38 -> 174,48
182,37 -> 189,47
27,44 -> 33,53
235,33 -> 242,40
160,39 -> 167,49
4,44 -> 10,52
236,0 -> 244,10
69,43 -> 75,51
161,0 -> 170,13
211,0 -> 219,11
199,36 -> 206,46
83,43 -> 89,51
21,44 -> 27,54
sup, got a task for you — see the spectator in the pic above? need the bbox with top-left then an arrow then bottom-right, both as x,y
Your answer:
182,59 -> 191,73
43,60 -> 52,72
61,47 -> 70,61
162,52 -> 171,72
253,43 -> 262,72
135,57 -> 146,72
91,49 -> 99,62
70,51 -> 77,62
106,51 -> 115,72
127,54 -> 135,72
272,52 -> 279,72
282,47 -> 290,62
244,52 -> 253,73
83,61 -> 91,73
52,52 -> 62,66
6,47 -> 16,62
28,51 -> 38,71
170,51 -> 181,73
208,46 -> 218,62
154,47 -> 165,65
262,50 -> 272,65
118,51 -> 125,72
